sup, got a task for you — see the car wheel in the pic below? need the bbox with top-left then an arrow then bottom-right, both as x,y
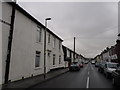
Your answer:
105,73 -> 109,79
112,78 -> 116,86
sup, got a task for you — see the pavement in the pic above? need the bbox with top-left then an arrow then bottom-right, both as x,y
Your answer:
2,67 -> 69,89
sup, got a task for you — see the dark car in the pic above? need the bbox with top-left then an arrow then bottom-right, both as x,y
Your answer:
79,62 -> 84,68
69,62 -> 80,71
84,61 -> 88,64
95,62 -> 100,67
112,66 -> 120,86
103,62 -> 118,78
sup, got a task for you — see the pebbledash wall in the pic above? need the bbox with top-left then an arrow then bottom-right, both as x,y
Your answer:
2,2 -> 65,84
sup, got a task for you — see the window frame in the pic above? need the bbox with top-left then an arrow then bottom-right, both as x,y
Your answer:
35,51 -> 41,68
48,33 -> 51,44
36,26 -> 42,43
53,54 -> 56,65
53,37 -> 56,48
59,55 -> 61,64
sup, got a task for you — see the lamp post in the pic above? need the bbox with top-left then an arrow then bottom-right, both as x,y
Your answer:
44,18 -> 51,79
73,37 -> 76,62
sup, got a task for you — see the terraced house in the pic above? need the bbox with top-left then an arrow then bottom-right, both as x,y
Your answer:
117,1 -> 120,64
1,2 -> 65,85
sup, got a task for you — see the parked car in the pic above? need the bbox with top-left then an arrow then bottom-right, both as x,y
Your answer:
112,66 -> 120,86
103,62 -> 118,78
79,62 -> 84,68
95,62 -> 100,67
69,62 -> 80,71
91,61 -> 95,64
84,61 -> 88,64
98,62 -> 105,73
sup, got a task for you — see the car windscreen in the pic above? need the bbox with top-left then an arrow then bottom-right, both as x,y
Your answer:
72,62 -> 78,64
107,64 -> 118,68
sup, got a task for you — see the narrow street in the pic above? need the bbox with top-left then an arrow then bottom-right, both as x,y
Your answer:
31,63 -> 114,88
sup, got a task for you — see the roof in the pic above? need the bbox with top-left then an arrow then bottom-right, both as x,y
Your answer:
8,2 -> 63,41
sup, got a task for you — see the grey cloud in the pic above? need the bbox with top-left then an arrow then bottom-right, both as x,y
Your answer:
18,2 -> 118,58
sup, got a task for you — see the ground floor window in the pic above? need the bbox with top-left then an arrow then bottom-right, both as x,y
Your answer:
53,54 -> 55,65
35,51 -> 41,67
59,55 -> 61,64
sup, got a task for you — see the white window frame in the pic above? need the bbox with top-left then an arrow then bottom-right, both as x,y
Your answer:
53,54 -> 55,65
59,55 -> 61,64
35,51 -> 41,68
48,33 -> 50,44
36,26 -> 42,43
59,41 -> 61,51
53,37 -> 56,48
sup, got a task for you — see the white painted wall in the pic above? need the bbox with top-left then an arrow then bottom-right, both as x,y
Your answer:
9,10 -> 44,82
2,2 -> 65,82
2,2 -> 12,84
0,1 -> 2,85
46,33 -> 64,71
118,2 -> 120,40
67,49 -> 70,58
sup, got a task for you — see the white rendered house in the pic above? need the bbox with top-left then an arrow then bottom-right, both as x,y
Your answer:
1,2 -> 64,84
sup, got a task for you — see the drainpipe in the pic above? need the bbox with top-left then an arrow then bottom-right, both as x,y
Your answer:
4,2 -> 16,84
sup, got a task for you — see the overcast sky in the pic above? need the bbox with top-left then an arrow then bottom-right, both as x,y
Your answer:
18,1 -> 118,58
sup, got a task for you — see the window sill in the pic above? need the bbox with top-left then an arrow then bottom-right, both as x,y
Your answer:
34,67 -> 42,70
53,65 -> 56,67
36,42 -> 43,44
48,43 -> 51,45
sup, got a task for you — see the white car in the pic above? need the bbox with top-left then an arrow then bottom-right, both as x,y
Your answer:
103,62 -> 118,78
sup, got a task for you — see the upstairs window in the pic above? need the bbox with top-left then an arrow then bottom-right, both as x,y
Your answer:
36,27 -> 42,43
48,33 -> 50,43
59,41 -> 61,51
53,37 -> 56,48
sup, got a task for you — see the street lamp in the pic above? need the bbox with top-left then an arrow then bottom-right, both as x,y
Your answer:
73,37 -> 76,62
44,18 -> 51,79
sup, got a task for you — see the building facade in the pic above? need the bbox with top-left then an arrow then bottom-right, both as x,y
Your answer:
1,2 -> 64,84
117,1 -> 120,64
0,1 -> 2,85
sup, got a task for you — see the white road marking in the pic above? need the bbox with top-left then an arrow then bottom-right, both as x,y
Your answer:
86,77 -> 90,88
88,71 -> 89,75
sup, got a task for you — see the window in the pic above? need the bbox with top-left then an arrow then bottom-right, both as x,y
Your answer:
53,37 -> 56,48
59,55 -> 61,64
59,41 -> 61,50
48,33 -> 50,43
35,51 -> 41,67
53,54 -> 55,65
36,27 -> 42,42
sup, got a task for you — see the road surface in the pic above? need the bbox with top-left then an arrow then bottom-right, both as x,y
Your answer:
31,63 -> 114,88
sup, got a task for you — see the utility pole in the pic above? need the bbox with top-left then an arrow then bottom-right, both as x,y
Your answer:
73,37 -> 75,62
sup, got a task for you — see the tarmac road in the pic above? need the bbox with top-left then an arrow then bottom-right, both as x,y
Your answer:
31,63 -> 114,88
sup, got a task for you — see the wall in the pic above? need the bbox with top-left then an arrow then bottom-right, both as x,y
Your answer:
118,4 -> 120,40
2,2 -> 12,84
0,1 -> 2,85
2,2 -> 65,82
46,33 -> 64,71
9,9 -> 44,82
